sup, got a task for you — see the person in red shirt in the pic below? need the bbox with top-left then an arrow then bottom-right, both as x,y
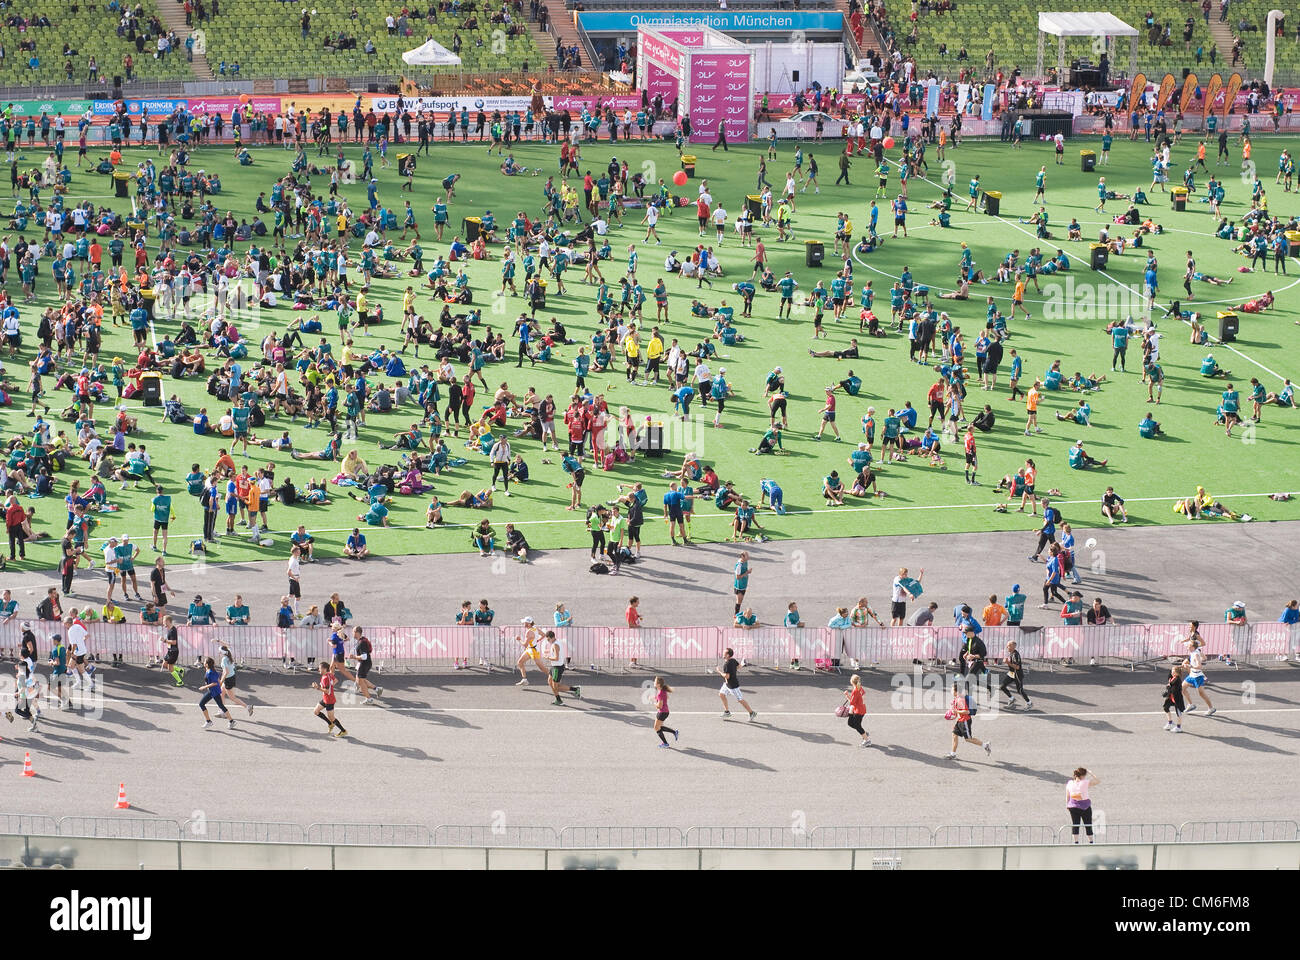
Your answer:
6,494 -> 29,560
843,673 -> 870,746
696,196 -> 710,236
564,401 -> 587,456
88,240 -> 102,268
625,596 -> 643,666
815,387 -> 840,440
312,661 -> 348,738
963,425 -> 978,485
927,380 -> 945,426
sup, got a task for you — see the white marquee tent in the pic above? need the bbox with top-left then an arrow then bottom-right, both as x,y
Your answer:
402,37 -> 462,67
1035,11 -> 1138,82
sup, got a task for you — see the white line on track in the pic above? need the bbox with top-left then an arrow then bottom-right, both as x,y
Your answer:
84,697 -> 1300,719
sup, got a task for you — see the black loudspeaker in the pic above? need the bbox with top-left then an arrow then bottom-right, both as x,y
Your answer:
141,373 -> 163,406
1182,67 -> 1191,79
113,74 -> 123,87
635,422 -> 665,455
804,240 -> 824,267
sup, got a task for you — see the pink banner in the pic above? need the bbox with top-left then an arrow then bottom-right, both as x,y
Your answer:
688,52 -> 750,143
550,95 -> 643,113
639,33 -> 682,74
659,29 -> 704,46
644,61 -> 680,113
187,96 -> 283,116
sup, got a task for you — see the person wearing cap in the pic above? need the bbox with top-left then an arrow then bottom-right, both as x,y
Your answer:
1224,600 -> 1248,626
514,616 -> 547,685
1059,590 -> 1085,626
187,594 -> 215,626
0,588 -> 17,625
1004,584 -> 1026,626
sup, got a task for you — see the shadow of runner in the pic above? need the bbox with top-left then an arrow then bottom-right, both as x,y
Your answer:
874,742 -> 978,770
674,747 -> 776,771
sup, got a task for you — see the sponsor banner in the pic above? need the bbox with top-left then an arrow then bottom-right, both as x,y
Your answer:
549,94 -> 642,112
758,92 -> 867,113
1155,72 -> 1177,112
581,11 -> 843,32
1202,73 -> 1223,117
688,51 -> 751,143
371,94 -> 527,114
1221,71 -> 1243,118
644,60 -> 681,110
188,95 -> 282,115
981,83 -> 995,121
659,29 -> 705,46
639,32 -> 684,74
7,99 -> 95,116
1180,72 -> 1198,113
1128,72 -> 1147,110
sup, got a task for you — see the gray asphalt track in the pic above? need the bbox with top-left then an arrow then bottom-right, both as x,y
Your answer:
4,520 -> 1297,627
3,668 -> 1297,831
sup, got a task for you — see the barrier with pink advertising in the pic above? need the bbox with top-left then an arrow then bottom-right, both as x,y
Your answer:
0,622 -> 1292,670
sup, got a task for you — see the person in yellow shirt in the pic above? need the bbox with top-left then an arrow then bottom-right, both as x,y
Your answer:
355,289 -> 370,334
623,330 -> 641,383
1024,380 -> 1042,434
645,329 -> 664,385
102,600 -> 127,623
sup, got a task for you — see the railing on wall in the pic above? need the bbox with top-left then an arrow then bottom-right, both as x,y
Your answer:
3,815 -> 1293,849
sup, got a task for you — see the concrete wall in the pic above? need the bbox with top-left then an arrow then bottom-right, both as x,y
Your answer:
3,835 -> 1296,870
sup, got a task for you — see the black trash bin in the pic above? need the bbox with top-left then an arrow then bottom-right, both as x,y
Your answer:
805,240 -> 824,267
1090,243 -> 1109,270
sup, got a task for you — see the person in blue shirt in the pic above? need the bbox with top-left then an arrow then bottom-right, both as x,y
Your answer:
345,527 -> 369,559
759,477 -> 784,515
198,656 -> 236,729
1279,601 -> 1300,624
1031,501 -> 1061,561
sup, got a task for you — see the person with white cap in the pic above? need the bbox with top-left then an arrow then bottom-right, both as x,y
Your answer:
1224,600 -> 1248,626
513,616 -> 547,685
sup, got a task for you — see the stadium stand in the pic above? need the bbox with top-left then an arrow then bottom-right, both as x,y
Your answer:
0,0 -> 193,85
871,1 -> 1220,80
198,0 -> 545,77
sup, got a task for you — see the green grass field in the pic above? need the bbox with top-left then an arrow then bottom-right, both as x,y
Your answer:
7,128 -> 1299,571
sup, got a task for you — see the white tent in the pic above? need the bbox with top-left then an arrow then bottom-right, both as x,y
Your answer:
1035,12 -> 1138,82
402,38 -> 462,67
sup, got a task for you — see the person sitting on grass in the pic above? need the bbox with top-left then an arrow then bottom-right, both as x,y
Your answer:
1056,399 -> 1092,427
1264,378 -> 1295,408
471,518 -> 496,556
729,499 -> 759,542
1068,440 -> 1107,469
504,522 -> 530,562
1139,412 -> 1163,438
357,497 -> 391,527
378,422 -> 424,450
850,463 -> 879,497
1175,486 -> 1240,519
1101,486 -> 1129,524
344,527 -> 370,559
1200,353 -> 1230,378
1068,371 -> 1106,391
449,487 -> 495,509
823,470 -> 846,506
425,495 -> 445,526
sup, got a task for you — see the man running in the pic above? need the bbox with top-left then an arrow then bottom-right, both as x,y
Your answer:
717,647 -> 757,720
312,661 -> 349,737
545,630 -> 582,706
999,639 -> 1032,708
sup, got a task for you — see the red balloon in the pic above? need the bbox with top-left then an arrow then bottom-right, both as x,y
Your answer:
882,136 -> 895,149
672,170 -> 688,187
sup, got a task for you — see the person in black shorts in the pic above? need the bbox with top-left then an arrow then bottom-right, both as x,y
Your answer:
160,614 -> 184,685
312,661 -> 348,738
349,626 -> 383,702
810,338 -> 860,360
150,556 -> 169,608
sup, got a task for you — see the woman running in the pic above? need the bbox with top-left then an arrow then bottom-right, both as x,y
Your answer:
945,681 -> 991,759
218,644 -> 254,716
1163,661 -> 1187,732
653,676 -> 679,747
312,661 -> 348,738
844,673 -> 870,746
1181,629 -> 1217,715
1065,767 -> 1100,843
198,657 -> 236,729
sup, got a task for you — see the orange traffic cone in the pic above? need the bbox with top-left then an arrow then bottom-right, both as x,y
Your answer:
114,782 -> 130,809
21,752 -> 34,777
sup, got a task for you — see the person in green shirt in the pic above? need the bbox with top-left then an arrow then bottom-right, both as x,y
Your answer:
226,594 -> 251,625
188,595 -> 215,625
116,536 -> 142,601
151,485 -> 172,554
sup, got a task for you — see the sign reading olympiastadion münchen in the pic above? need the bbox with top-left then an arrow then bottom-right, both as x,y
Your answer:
578,11 -> 843,32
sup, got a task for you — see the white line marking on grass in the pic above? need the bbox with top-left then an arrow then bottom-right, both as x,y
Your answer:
56,490 -> 1296,548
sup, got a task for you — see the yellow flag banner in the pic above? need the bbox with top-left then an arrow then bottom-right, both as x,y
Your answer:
1202,73 -> 1223,117
1179,73 -> 1198,114
1129,72 -> 1147,112
1156,73 -> 1177,112
1221,72 -> 1243,119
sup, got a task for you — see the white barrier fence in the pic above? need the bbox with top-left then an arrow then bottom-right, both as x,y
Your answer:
2,621 -> 1294,671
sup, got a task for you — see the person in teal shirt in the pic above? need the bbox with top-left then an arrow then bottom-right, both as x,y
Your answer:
1138,413 -> 1162,438
226,596 -> 251,624
361,501 -> 390,526
185,465 -> 206,496
1060,591 -> 1085,625
151,486 -> 172,553
188,595 -> 215,625
1004,585 -> 1027,626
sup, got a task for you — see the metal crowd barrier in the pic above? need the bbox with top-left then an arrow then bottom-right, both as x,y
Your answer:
6,817 -> 1297,848
1,622 -> 1294,674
